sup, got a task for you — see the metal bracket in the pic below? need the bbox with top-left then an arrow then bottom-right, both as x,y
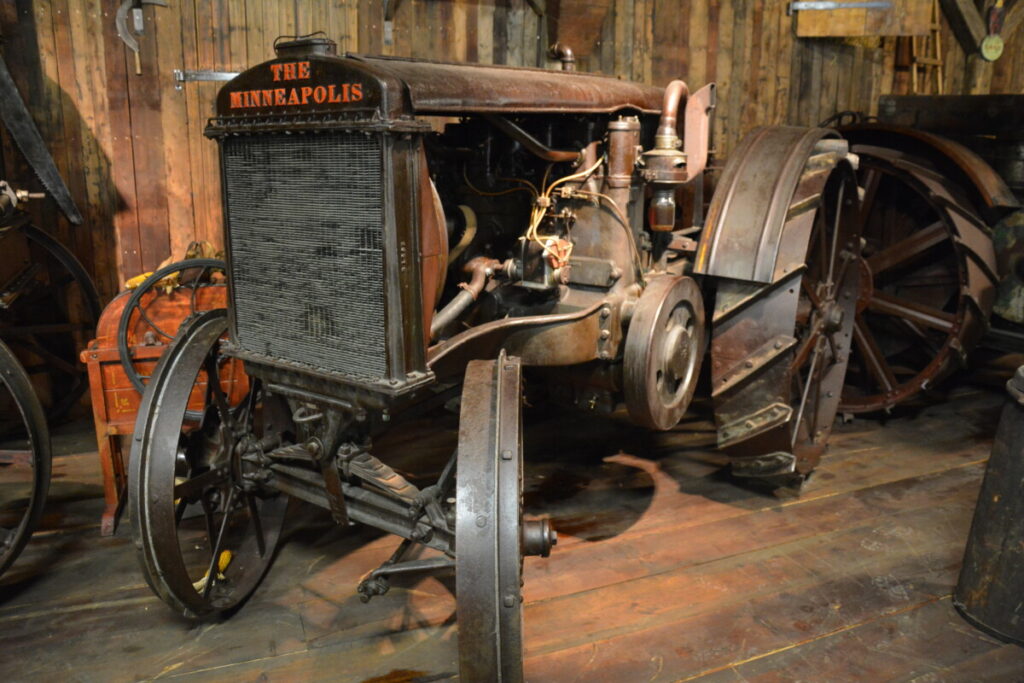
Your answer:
788,1 -> 892,14
719,402 -> 793,449
173,69 -> 239,91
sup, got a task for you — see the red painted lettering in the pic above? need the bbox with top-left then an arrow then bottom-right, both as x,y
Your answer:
287,88 -> 300,105
229,91 -> 243,108
342,83 -> 351,102
313,85 -> 327,103
300,86 -> 313,104
261,89 -> 273,106
274,88 -> 287,106
283,62 -> 296,80
351,83 -> 363,101
269,64 -> 283,81
297,61 -> 311,79
327,84 -> 342,103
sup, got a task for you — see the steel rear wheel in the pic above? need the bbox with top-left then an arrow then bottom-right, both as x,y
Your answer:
0,339 -> 50,577
456,354 -> 527,682
130,309 -> 287,618
839,148 -> 999,413
710,138 -> 861,482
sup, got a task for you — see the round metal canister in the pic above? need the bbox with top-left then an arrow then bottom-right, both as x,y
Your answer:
954,366 -> 1024,645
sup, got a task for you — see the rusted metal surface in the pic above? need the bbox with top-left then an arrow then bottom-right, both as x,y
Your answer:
955,365 -> 1024,646
694,126 -> 845,283
129,309 -> 286,618
456,353 -> 530,681
623,276 -> 704,430
354,55 -> 664,115
838,145 -> 999,414
842,123 -> 1020,215
705,127 -> 861,478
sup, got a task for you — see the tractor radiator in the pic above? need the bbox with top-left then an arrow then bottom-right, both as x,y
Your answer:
221,132 -> 388,381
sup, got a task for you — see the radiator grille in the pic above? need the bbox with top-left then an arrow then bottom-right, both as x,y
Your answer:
221,132 -> 388,381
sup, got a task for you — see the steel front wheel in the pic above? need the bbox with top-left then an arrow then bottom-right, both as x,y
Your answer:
455,354 -> 554,682
129,309 -> 287,618
0,339 -> 50,577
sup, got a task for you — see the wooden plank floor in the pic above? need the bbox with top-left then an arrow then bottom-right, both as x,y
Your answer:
2,385 -> 1023,681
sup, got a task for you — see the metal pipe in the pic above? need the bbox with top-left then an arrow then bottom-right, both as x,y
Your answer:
484,115 -> 580,163
430,257 -> 503,339
548,42 -> 576,71
657,80 -> 689,143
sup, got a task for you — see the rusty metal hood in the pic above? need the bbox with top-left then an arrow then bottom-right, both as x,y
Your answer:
211,51 -> 664,128
350,55 -> 664,115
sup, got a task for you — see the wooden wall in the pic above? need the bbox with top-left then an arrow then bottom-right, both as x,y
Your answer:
0,0 -> 1021,300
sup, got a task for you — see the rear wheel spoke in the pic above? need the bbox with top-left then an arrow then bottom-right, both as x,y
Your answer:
866,220 -> 947,275
853,317 -> 897,393
868,291 -> 956,333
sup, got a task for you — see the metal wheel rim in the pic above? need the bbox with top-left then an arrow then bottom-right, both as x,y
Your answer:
455,356 -> 525,682
0,223 -> 100,423
839,151 -> 997,413
129,308 -> 286,618
0,339 -> 51,577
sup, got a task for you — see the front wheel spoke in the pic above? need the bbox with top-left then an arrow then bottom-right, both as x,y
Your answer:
868,291 -> 956,333
174,467 -> 229,501
853,316 -> 897,392
203,487 -> 236,599
246,493 -> 266,557
204,356 -> 235,431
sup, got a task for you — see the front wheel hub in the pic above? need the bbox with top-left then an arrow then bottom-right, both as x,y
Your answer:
521,518 -> 558,558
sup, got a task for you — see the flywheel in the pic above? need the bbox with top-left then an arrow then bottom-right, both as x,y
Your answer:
623,275 -> 704,430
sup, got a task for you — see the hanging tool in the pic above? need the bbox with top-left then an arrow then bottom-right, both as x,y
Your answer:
0,55 -> 82,224
116,0 -> 169,75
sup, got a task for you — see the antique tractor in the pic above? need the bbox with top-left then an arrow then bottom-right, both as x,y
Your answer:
129,35 -> 862,680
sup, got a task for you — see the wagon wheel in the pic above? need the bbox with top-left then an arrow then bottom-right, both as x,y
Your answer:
708,130 -> 861,483
0,339 -> 51,577
838,147 -> 999,413
456,353 -> 555,681
118,258 -> 226,395
0,223 -> 100,422
130,309 -> 287,618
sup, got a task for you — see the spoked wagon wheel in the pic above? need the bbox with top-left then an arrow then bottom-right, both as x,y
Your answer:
838,147 -> 999,414
0,339 -> 50,577
0,223 -> 101,422
130,309 -> 287,618
455,353 -> 555,681
706,128 -> 861,483
119,258 -> 226,395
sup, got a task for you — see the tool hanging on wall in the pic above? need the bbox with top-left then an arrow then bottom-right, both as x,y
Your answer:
115,0 -> 169,75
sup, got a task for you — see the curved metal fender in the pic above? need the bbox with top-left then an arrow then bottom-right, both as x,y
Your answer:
694,126 -> 847,285
841,123 -> 1020,218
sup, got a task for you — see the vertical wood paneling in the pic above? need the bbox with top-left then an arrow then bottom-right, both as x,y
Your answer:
0,0 -> 1019,295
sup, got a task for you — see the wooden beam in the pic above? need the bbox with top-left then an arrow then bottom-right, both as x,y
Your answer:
939,0 -> 986,52
1004,1 -> 1024,39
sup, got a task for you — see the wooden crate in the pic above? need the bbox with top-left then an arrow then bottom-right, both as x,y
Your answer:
80,284 -> 246,535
